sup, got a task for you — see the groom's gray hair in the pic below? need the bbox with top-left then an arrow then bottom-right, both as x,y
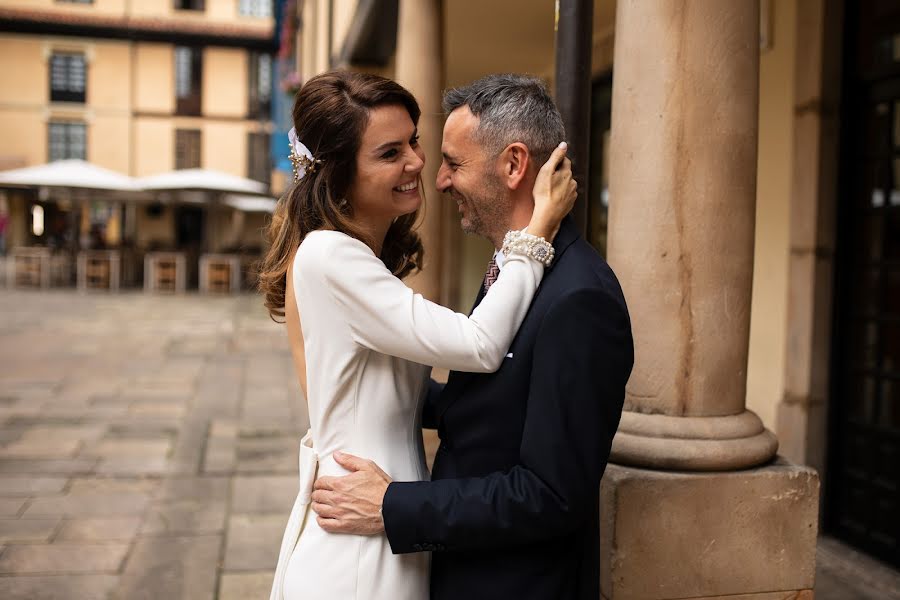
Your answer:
442,74 -> 566,167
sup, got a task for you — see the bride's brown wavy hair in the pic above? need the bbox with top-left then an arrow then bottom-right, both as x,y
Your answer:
258,70 -> 424,321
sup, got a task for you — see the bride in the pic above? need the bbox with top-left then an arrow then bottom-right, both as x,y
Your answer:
258,70 -> 575,600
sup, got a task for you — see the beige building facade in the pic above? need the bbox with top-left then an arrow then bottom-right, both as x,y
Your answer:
293,0 -> 899,594
0,0 -> 275,275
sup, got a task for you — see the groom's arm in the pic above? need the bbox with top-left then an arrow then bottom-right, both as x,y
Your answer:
382,287 -> 633,552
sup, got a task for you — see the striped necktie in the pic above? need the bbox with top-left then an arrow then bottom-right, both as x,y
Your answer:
482,255 -> 500,292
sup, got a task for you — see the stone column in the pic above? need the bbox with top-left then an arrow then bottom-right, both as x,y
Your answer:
607,0 -> 776,470
299,0 -> 316,78
394,0 -> 445,302
314,0 -> 331,73
602,2 -> 819,598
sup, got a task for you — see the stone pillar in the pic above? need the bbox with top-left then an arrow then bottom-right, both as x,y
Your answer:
314,0 -> 331,73
300,0 -> 317,78
602,2 -> 819,598
394,0 -> 445,302
607,0 -> 776,469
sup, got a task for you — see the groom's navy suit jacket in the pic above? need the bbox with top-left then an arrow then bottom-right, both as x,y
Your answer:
383,217 -> 634,600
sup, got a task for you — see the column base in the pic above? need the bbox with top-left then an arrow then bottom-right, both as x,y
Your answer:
602,591 -> 814,600
600,459 -> 819,600
610,409 -> 779,470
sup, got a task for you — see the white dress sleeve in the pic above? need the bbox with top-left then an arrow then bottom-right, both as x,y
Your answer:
295,230 -> 544,373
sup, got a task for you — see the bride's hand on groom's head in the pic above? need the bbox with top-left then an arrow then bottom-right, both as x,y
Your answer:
528,142 -> 577,242
311,451 -> 392,536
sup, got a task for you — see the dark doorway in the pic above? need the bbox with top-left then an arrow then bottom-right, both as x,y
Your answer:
175,205 -> 204,288
175,205 -> 204,249
827,0 -> 900,569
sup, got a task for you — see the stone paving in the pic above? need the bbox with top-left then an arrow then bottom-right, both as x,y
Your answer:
0,289 -> 897,599
0,289 -> 306,599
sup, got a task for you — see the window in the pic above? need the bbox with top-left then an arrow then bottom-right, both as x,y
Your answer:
248,52 -> 272,118
175,46 -> 202,116
239,0 -> 272,18
174,0 -> 204,10
175,129 -> 201,169
247,132 -> 271,185
48,121 -> 86,161
50,52 -> 86,103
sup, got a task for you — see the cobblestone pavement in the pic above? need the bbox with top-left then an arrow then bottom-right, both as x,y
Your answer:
0,290 -> 897,599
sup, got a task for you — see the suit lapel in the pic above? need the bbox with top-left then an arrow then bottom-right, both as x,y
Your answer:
436,217 -> 582,421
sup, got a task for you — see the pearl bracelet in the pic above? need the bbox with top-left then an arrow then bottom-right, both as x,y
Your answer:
501,229 -> 555,267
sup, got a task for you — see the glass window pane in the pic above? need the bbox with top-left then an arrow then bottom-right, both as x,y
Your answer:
247,132 -> 270,183
240,0 -> 270,17
69,55 -> 85,92
869,102 -> 890,155
883,378 -> 898,429
886,268 -> 900,318
885,211 -> 900,261
894,100 -> 900,148
883,322 -> 900,376
48,123 -> 66,161
848,375 -> 879,424
175,47 -> 192,98
855,215 -> 883,263
852,267 -> 880,316
862,161 -> 889,210
50,53 -> 86,96
68,123 -> 86,159
258,54 -> 271,102
892,158 -> 900,205
850,320 -> 880,369
875,34 -> 897,69
50,56 -> 67,90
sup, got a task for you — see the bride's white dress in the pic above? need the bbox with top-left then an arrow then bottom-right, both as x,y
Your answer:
270,230 -> 544,600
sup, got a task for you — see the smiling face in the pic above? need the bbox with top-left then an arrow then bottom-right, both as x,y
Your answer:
436,106 -> 511,247
346,104 -> 425,228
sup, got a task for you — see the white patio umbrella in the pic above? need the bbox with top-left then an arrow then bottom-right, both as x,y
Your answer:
0,159 -> 139,191
223,194 -> 278,213
136,169 -> 268,195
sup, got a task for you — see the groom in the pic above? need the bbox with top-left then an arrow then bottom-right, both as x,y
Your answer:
311,74 -> 633,599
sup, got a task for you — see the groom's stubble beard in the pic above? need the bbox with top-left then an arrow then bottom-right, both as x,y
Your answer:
455,169 -> 513,249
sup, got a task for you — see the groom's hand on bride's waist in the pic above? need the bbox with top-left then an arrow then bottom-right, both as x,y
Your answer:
311,451 -> 391,535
